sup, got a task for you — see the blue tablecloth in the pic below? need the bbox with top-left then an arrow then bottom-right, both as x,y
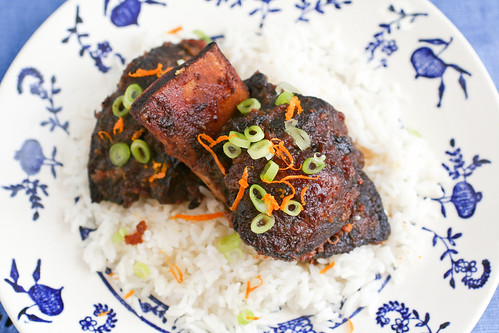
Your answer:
0,0 -> 497,332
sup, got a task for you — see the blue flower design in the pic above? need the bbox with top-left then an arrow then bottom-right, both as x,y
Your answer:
78,304 -> 117,332
295,0 -> 352,22
80,316 -> 97,330
392,318 -> 410,333
62,6 -> 125,73
381,39 -> 398,55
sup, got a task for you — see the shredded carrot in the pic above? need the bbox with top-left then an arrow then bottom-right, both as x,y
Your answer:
320,261 -> 335,274
209,134 -> 233,148
327,235 -> 340,245
285,96 -> 303,121
124,290 -> 135,299
128,63 -> 173,78
148,163 -> 167,182
262,193 -> 279,216
229,167 -> 249,211
98,131 -> 113,142
167,26 -> 182,34
113,117 -> 124,135
270,140 -> 299,171
131,128 -> 145,141
97,311 -> 110,317
279,175 -> 319,182
165,254 -> 183,284
347,318 -> 354,333
342,223 -> 353,233
300,185 -> 309,206
245,275 -> 263,299
197,134 -> 226,175
170,212 -> 225,221
262,178 -> 296,210
246,315 -> 260,321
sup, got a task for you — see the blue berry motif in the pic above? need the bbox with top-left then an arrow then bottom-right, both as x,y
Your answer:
433,139 -> 490,219
376,301 -> 450,333
17,68 -> 68,134
3,139 -> 62,221
410,38 -> 471,107
366,5 -> 427,68
104,0 -> 166,27
4,259 -> 64,323
79,304 -> 118,332
62,6 -> 125,73
423,227 -> 491,289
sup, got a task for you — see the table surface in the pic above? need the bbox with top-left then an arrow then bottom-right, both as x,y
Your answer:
0,0 -> 497,332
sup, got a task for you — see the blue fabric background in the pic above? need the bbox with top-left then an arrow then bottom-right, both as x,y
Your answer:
0,0 -> 497,332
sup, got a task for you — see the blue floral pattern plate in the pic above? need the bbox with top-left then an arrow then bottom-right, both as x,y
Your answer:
0,0 -> 498,332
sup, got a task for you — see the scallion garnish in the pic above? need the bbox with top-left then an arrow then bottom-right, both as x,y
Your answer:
275,81 -> 300,95
223,142 -> 242,159
237,98 -> 261,114
302,153 -> 326,174
244,125 -> 265,143
247,139 -> 272,160
260,160 -> 279,182
130,139 -> 151,164
275,91 -> 294,105
237,309 -> 257,325
285,122 -> 310,151
250,213 -> 275,234
123,83 -> 143,110
228,131 -> 251,148
109,142 -> 130,167
282,200 -> 303,216
249,184 -> 269,214
112,226 -> 128,244
112,95 -> 129,117
133,261 -> 150,279
215,233 -> 243,262
193,29 -> 213,44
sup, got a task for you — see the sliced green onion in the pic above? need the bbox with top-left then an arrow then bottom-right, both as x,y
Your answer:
275,81 -> 300,95
302,153 -> 326,174
223,142 -> 241,159
112,95 -> 129,117
109,143 -> 130,167
237,98 -> 261,114
244,125 -> 265,142
285,122 -> 311,151
123,83 -> 143,110
112,227 -> 128,244
275,91 -> 294,105
247,139 -> 272,160
237,309 -> 257,325
249,184 -> 269,214
193,29 -> 213,43
133,261 -> 150,279
130,139 -> 151,164
216,233 -> 243,262
282,200 -> 303,216
406,127 -> 422,137
177,59 -> 185,65
228,131 -> 251,149
250,213 -> 275,234
260,160 -> 279,182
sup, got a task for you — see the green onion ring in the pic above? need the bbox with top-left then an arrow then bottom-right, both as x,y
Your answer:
123,83 -> 143,110
223,142 -> 242,159
130,139 -> 151,164
302,153 -> 326,174
237,98 -> 261,114
109,143 -> 130,167
250,213 -> 275,234
275,81 -> 300,94
228,131 -> 251,149
193,29 -> 213,44
112,95 -> 129,117
249,184 -> 269,214
275,91 -> 294,105
237,309 -> 256,325
247,139 -> 272,160
244,125 -> 265,142
285,122 -> 311,151
216,233 -> 243,262
260,160 -> 279,182
282,200 -> 303,216
133,261 -> 150,279
112,226 -> 128,244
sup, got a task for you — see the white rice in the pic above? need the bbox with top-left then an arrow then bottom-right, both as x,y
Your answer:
62,21 -> 445,332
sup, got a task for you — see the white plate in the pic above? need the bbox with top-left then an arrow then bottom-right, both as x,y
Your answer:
0,0 -> 498,332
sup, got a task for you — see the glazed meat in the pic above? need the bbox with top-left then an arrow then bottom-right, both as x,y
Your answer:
130,43 -> 390,261
88,40 -> 207,208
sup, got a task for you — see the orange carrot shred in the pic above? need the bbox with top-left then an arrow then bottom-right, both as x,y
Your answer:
98,131 -> 113,143
167,26 -> 183,34
229,167 -> 249,211
209,135 -> 232,148
263,193 -> 279,216
245,275 -> 263,299
113,117 -> 124,135
148,163 -> 167,182
285,96 -> 302,121
131,128 -> 145,141
327,235 -> 340,245
129,63 -> 173,78
198,134 -> 226,175
97,310 -> 110,317
165,254 -> 183,284
347,318 -> 354,333
124,290 -> 135,299
280,175 -> 319,182
170,212 -> 225,221
300,185 -> 309,206
342,223 -> 353,233
320,261 -> 335,274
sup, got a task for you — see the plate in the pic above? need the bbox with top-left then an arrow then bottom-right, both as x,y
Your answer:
0,0 -> 498,332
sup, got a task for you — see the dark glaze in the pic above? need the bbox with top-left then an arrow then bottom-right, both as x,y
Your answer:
88,40 -> 207,208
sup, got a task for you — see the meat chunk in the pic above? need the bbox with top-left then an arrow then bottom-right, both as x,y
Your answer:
88,40 -> 207,208
131,42 -> 249,202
